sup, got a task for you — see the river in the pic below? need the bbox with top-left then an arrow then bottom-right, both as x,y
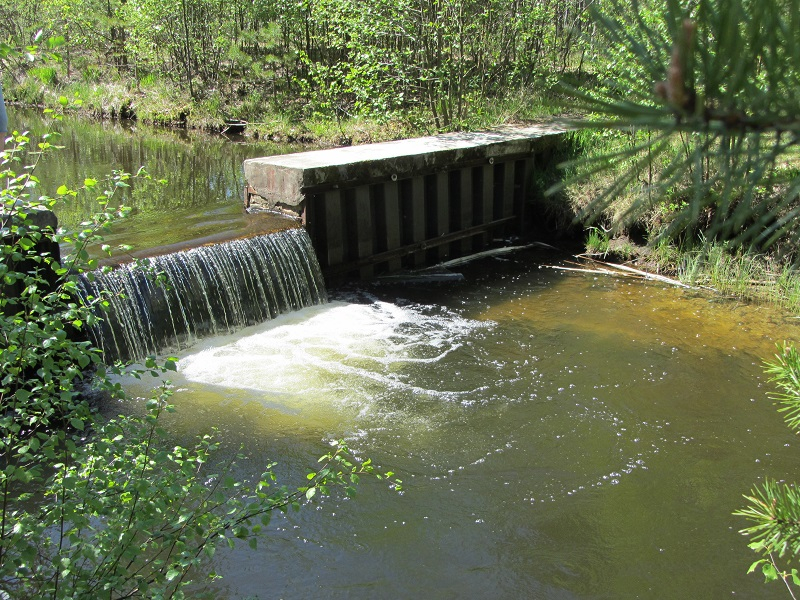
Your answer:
16,106 -> 800,598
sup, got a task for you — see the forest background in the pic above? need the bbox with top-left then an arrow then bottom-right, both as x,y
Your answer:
0,0 -> 601,137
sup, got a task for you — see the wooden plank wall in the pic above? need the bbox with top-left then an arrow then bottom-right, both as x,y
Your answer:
305,156 -> 534,281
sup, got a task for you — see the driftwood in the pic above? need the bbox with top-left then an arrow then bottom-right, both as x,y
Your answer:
600,262 -> 694,288
374,242 -> 559,284
548,257 -> 697,289
546,265 -> 623,276
374,271 -> 466,284
436,242 -> 557,269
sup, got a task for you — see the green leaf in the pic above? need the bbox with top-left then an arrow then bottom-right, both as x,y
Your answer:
46,36 -> 66,49
70,417 -> 84,431
748,559 -> 764,574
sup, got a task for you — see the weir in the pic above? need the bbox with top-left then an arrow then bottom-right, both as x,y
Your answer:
244,124 -> 567,280
78,228 -> 326,363
78,125 -> 568,363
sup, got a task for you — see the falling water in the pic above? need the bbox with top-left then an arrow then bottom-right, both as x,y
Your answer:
77,227 -> 327,363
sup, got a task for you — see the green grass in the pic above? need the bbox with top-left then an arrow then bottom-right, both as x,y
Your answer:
673,243 -> 800,313
581,233 -> 800,314
585,227 -> 610,255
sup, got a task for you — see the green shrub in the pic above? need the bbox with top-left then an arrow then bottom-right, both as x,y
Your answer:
736,344 -> 800,588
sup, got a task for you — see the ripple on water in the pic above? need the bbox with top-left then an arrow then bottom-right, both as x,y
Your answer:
170,286 -> 700,506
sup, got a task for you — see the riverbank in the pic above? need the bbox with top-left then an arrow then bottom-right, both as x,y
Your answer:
576,234 -> 800,315
5,74 -> 563,146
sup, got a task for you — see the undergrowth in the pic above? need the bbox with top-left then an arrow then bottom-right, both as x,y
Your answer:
4,71 -> 566,145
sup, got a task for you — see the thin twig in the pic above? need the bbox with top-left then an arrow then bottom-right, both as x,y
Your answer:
770,552 -> 798,600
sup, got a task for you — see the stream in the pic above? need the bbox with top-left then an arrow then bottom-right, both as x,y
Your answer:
16,106 -> 800,598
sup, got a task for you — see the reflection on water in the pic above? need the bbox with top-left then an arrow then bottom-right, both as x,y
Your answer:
121,250 -> 800,599
9,106 -> 300,253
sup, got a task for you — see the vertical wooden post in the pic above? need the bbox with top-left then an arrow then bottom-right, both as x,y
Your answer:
354,186 -> 373,278
410,175 -> 426,267
323,189 -> 344,268
516,157 -> 533,234
502,160 -> 515,219
384,180 -> 402,272
481,163 -> 494,245
435,171 -> 450,261
459,167 -> 474,254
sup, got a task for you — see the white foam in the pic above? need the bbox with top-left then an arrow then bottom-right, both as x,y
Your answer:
177,300 -> 489,405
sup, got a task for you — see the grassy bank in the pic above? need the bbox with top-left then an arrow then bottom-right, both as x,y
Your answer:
579,233 -> 800,314
678,246 -> 800,312
5,71 -> 565,146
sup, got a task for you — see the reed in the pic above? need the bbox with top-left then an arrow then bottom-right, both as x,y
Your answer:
584,227 -> 610,256
675,243 -> 800,313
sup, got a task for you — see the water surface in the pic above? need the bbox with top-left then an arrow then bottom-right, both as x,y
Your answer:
22,107 -> 796,597
121,250 -> 799,599
8,106 -> 299,255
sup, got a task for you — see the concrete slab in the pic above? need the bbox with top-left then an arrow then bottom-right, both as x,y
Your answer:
244,124 -> 567,208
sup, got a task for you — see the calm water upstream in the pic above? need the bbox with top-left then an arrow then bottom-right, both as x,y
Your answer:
18,107 -> 800,598
8,106 -> 298,254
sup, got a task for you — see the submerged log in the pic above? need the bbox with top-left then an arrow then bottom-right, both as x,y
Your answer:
436,242 -> 558,268
374,271 -> 466,285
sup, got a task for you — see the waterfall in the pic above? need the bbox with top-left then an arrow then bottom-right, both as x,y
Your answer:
78,227 -> 327,363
